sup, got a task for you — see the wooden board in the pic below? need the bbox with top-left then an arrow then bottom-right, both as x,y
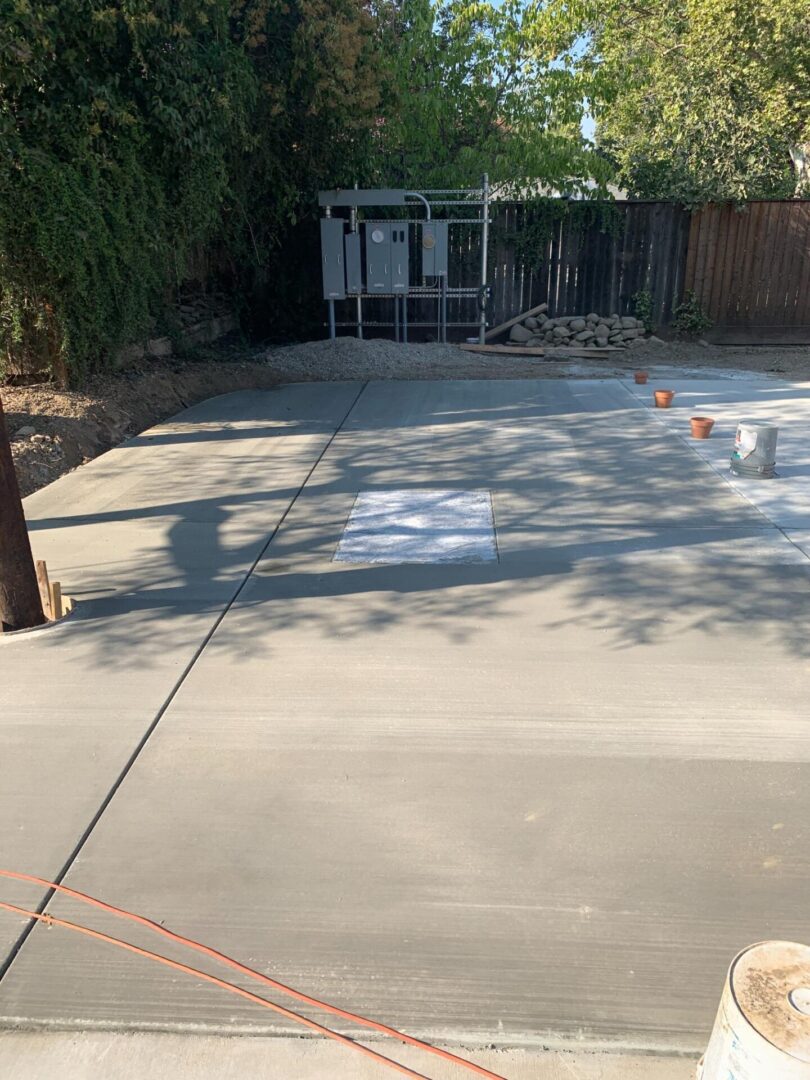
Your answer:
484,301 -> 550,341
459,343 -> 619,358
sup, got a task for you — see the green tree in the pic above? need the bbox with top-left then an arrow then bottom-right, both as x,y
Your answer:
0,0 -> 382,378
578,0 -> 810,202
0,0 -> 253,380
225,0 -> 383,334
372,0 -> 611,194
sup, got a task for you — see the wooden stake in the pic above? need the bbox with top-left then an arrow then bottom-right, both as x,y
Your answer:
35,560 -> 52,619
49,581 -> 63,621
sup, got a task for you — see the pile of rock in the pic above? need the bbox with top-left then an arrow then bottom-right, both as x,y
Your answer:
508,305 -> 653,349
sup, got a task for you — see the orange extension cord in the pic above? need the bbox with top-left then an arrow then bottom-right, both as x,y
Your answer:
0,870 -> 506,1080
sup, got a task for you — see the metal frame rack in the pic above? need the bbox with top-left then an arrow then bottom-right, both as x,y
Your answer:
318,175 -> 490,344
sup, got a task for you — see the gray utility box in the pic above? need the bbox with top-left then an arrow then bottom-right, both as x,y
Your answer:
390,225 -> 409,292
421,221 -> 448,277
365,222 -> 410,293
365,223 -> 391,292
344,232 -> 363,293
320,218 -> 346,300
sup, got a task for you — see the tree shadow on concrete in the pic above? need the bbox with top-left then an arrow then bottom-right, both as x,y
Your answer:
20,378 -> 810,674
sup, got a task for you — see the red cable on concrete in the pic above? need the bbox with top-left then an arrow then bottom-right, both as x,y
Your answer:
0,900 -> 430,1080
0,870 -> 507,1080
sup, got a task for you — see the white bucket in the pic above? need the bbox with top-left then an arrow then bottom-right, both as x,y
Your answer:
698,941 -> 810,1079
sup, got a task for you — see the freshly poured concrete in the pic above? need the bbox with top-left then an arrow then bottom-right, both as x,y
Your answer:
2,378 -> 810,1064
0,1031 -> 696,1079
0,383 -> 362,948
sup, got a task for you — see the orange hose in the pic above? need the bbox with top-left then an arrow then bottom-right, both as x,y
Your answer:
0,900 -> 431,1080
0,870 -> 506,1080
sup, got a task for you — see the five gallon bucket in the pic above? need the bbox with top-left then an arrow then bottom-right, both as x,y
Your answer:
698,941 -> 810,1079
730,421 -> 778,478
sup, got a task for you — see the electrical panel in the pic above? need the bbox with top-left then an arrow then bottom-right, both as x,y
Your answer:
421,222 -> 448,277
344,232 -> 363,293
390,226 -> 409,293
320,218 -> 346,300
365,223 -> 391,292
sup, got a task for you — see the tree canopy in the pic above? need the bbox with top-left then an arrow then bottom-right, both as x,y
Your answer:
577,0 -> 810,202
370,0 -> 608,194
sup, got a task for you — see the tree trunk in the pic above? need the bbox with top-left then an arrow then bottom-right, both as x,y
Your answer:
790,144 -> 810,195
0,394 -> 47,631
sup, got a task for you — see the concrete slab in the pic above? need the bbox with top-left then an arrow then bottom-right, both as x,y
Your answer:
0,1031 -> 697,1079
623,378 -> 810,533
0,384 -> 363,949
2,379 -> 809,1059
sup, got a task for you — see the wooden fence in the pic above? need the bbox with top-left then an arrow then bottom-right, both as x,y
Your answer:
490,200 -> 691,331
331,198 -> 810,343
685,201 -> 810,343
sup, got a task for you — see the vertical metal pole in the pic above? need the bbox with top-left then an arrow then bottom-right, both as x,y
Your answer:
402,295 -> 408,342
324,205 -> 336,340
328,300 -> 336,340
394,295 -> 400,342
352,183 -> 363,339
440,274 -> 448,343
479,172 -> 490,344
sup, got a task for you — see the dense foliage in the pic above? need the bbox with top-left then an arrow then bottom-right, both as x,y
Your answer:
0,0 -> 380,378
371,0 -> 608,195
0,1 -> 254,378
576,0 -> 810,202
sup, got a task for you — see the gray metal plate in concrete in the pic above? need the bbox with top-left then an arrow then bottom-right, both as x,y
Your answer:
2,379 -> 809,1056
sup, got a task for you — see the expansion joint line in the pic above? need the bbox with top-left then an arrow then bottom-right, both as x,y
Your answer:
0,381 -> 369,983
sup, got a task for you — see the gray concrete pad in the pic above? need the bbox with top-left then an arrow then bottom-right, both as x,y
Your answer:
2,379 -> 809,1059
0,384 -> 363,948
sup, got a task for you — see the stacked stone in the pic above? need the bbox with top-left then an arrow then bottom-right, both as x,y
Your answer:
508,304 -> 650,348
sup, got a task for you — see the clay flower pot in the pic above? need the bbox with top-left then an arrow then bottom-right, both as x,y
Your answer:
654,389 -> 675,408
634,371 -> 648,384
690,416 -> 715,439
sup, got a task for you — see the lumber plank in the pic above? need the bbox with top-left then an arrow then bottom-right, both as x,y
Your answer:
484,301 -> 550,341
459,343 -> 619,357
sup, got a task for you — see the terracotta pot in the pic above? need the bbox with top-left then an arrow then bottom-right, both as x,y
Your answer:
690,416 -> 715,439
634,371 -> 648,384
654,389 -> 675,408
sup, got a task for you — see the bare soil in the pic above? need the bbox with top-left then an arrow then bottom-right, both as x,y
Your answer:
3,336 -> 809,497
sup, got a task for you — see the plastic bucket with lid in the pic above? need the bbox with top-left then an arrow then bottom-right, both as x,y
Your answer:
698,940 -> 810,1079
730,422 -> 778,478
